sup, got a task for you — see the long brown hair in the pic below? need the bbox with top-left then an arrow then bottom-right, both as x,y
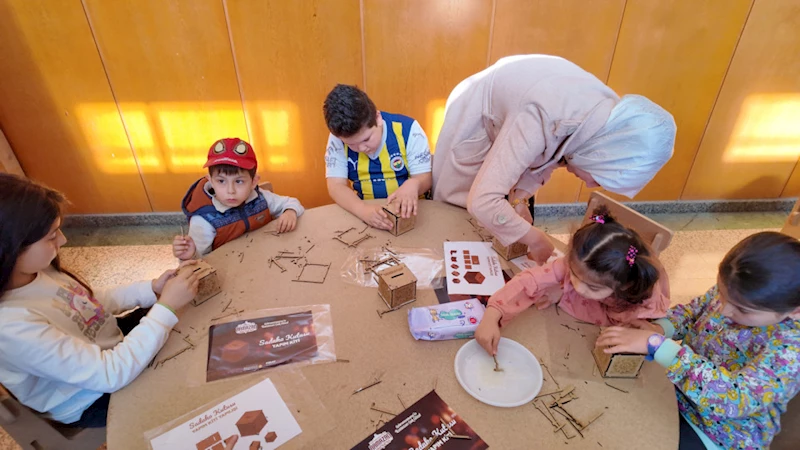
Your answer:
0,174 -> 92,295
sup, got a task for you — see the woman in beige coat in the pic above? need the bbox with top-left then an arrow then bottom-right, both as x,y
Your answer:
433,55 -> 676,264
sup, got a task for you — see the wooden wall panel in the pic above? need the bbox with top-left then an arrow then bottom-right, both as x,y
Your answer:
579,0 -> 753,203
489,0 -> 626,204
84,0 -> 248,211
363,0 -> 492,154
226,0 -> 362,208
683,0 -> 800,200
0,0 -> 150,213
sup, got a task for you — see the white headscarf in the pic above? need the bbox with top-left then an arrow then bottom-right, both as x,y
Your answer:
568,95 -> 676,198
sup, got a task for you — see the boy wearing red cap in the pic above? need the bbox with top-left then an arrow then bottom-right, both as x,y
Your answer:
173,138 -> 304,260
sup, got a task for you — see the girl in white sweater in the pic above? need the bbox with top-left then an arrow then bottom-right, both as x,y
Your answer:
0,174 -> 200,427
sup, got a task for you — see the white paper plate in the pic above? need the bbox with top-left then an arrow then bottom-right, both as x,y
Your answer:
454,338 -> 543,407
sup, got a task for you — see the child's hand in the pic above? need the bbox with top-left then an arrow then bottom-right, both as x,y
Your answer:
595,326 -> 655,355
151,268 -> 178,296
158,264 -> 201,312
532,289 -> 561,310
172,235 -> 196,260
386,178 -> 420,219
275,209 -> 298,233
628,319 -> 665,334
475,308 -> 503,355
359,204 -> 394,230
152,260 -> 199,295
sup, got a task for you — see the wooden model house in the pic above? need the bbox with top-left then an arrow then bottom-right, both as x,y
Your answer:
376,263 -> 417,308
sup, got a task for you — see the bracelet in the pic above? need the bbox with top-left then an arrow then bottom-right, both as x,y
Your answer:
510,196 -> 531,208
157,302 -> 177,317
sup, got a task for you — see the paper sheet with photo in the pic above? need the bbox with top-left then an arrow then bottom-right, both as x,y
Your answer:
443,242 -> 505,296
149,378 -> 301,450
351,390 -> 488,450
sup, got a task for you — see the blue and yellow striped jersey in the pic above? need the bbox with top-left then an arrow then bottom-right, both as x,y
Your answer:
346,111 -> 413,199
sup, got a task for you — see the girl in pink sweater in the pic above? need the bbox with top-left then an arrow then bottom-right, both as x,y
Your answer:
475,206 -> 670,355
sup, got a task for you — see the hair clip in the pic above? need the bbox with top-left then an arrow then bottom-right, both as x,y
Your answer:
626,245 -> 638,267
591,214 -> 605,224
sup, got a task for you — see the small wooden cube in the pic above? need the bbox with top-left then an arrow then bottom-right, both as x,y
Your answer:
492,236 -> 528,260
236,410 -> 268,437
178,261 -> 221,306
592,346 -> 644,378
377,264 -> 417,308
265,431 -> 278,443
382,202 -> 416,236
249,442 -> 262,450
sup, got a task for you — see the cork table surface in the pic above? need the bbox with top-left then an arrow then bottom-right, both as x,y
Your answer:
107,200 -> 678,449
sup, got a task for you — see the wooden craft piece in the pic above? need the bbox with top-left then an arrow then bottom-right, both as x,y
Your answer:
178,261 -> 221,306
592,346 -> 644,378
491,236 -> 528,260
781,198 -> 800,240
382,202 -> 416,236
582,191 -> 674,255
376,263 -> 417,308
196,432 -> 223,450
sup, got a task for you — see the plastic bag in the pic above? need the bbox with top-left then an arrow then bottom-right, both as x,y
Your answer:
340,246 -> 444,289
189,304 -> 335,386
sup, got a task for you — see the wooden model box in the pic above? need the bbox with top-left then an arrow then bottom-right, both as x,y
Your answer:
593,346 -> 645,378
492,236 -> 528,261
178,260 -> 221,306
377,264 -> 417,308
382,202 -> 416,236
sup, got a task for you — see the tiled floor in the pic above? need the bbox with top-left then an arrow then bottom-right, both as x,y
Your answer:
0,212 -> 786,449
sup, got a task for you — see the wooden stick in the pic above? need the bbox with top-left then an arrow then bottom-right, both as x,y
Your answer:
370,406 -> 397,416
534,388 -> 564,399
352,380 -> 382,395
337,358 -> 350,363
581,412 -> 604,431
541,363 -> 560,389
552,407 -> 584,438
604,382 -> 629,394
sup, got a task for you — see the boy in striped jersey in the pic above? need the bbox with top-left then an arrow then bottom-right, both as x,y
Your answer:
323,84 -> 432,230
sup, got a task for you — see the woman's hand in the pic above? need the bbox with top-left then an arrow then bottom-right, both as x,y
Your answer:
519,226 -> 555,265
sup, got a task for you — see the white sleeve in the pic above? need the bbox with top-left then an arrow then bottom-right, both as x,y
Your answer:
188,215 -> 216,257
258,188 -> 305,218
0,304 -> 178,393
324,134 -> 348,179
93,281 -> 157,315
406,120 -> 432,175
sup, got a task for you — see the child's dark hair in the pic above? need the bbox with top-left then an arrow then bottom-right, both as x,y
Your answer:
569,206 -> 660,304
0,174 -> 91,295
208,164 -> 256,179
323,84 -> 377,137
719,231 -> 800,314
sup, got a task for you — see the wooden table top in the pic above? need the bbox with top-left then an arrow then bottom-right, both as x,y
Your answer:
108,200 -> 678,449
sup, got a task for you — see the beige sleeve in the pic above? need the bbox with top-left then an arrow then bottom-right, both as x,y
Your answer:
467,106 -> 549,245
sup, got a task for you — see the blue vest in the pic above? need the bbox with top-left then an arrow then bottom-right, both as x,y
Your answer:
346,111 -> 413,199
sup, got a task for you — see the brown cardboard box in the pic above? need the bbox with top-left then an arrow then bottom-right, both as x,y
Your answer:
235,410 -> 268,437
178,260 -> 222,306
491,236 -> 528,260
382,202 -> 416,236
593,346 -> 644,378
377,264 -> 417,308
